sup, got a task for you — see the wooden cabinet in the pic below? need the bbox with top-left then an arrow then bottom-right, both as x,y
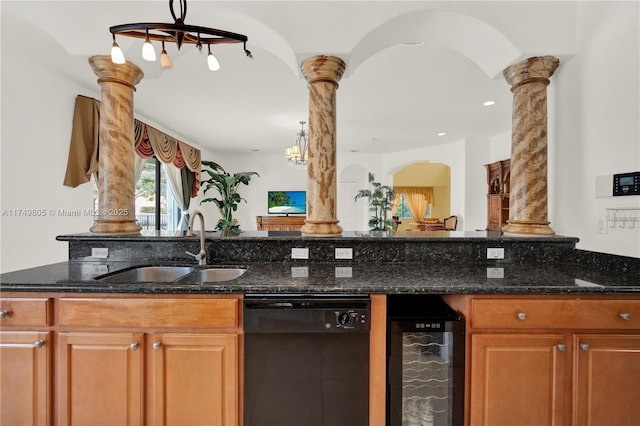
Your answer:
57,332 -> 144,425
443,295 -> 640,426
0,331 -> 52,426
56,296 -> 241,426
256,215 -> 305,231
484,159 -> 510,231
1,294 -> 241,426
149,333 -> 239,426
0,297 -> 53,425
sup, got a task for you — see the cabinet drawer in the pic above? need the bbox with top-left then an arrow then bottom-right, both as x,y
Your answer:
472,298 -> 640,329
0,298 -> 52,326
59,297 -> 239,328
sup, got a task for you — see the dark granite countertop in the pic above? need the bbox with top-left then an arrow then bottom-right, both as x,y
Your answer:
1,260 -> 639,295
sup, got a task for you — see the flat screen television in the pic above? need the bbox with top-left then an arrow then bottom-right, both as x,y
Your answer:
268,191 -> 306,215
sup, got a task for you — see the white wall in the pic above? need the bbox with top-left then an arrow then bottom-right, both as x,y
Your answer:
552,1 -> 639,257
1,30 -> 99,273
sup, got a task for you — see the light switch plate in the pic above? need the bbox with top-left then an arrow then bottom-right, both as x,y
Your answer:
291,248 -> 309,260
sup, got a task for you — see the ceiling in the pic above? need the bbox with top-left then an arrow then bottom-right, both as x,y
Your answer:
1,1 -> 579,155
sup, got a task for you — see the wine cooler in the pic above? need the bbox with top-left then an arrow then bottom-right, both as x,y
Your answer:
387,295 -> 465,426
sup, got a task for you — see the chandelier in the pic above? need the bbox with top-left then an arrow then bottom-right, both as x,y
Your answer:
109,0 -> 252,71
284,121 -> 309,169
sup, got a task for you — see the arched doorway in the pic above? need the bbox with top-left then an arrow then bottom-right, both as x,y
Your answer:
393,162 -> 451,231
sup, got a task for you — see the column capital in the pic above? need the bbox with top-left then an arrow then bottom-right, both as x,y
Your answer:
301,55 -> 346,85
89,55 -> 144,91
503,56 -> 559,90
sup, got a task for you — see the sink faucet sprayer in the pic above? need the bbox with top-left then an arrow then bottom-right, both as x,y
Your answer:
186,210 -> 207,266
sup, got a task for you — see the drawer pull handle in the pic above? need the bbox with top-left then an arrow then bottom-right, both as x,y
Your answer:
34,340 -> 45,349
619,312 -> 632,321
152,341 -> 162,350
0,310 -> 9,319
516,312 -> 527,321
580,343 -> 590,352
556,343 -> 567,352
130,342 -> 140,351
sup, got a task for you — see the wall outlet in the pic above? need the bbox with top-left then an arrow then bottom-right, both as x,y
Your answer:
335,267 -> 353,278
91,247 -> 109,258
597,216 -> 608,234
486,267 -> 504,279
291,266 -> 309,278
291,247 -> 309,260
487,248 -> 504,259
335,248 -> 353,260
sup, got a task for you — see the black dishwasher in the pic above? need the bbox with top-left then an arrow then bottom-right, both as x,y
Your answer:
243,294 -> 370,426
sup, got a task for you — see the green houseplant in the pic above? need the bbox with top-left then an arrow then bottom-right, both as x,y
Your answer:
354,172 -> 396,231
200,160 -> 259,235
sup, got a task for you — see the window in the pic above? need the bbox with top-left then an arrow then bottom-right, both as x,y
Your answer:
135,158 -> 181,231
396,194 -> 432,219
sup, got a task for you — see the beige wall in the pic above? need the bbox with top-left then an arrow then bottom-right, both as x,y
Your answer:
393,162 -> 451,226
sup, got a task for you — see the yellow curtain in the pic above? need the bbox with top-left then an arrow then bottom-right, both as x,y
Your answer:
393,186 -> 435,221
391,192 -> 402,216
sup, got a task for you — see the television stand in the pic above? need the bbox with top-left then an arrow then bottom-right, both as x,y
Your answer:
256,215 -> 306,231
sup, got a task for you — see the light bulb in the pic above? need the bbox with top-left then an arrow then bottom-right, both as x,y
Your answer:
111,42 -> 125,64
142,37 -> 156,61
207,45 -> 220,71
160,46 -> 172,69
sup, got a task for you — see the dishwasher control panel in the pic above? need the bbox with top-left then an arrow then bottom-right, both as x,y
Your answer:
326,309 -> 368,330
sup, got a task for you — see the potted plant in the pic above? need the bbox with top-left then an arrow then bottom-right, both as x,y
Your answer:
200,160 -> 259,235
354,172 -> 396,231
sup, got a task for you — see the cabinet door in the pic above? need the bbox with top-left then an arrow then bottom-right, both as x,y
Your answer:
470,334 -> 568,426
574,334 -> 640,426
57,332 -> 144,426
487,195 -> 501,230
149,333 -> 239,426
0,331 -> 51,426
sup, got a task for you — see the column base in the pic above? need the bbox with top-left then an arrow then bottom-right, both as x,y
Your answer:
90,220 -> 142,234
300,220 -> 343,237
502,220 -> 555,236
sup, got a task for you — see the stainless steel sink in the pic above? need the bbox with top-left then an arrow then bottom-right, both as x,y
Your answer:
96,265 -> 246,283
178,268 -> 247,282
98,266 -> 196,282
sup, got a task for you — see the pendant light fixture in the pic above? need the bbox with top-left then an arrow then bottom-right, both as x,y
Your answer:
284,121 -> 309,169
109,0 -> 252,70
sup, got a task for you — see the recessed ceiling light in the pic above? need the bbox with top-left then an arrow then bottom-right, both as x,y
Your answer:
251,149 -> 260,152
483,100 -> 496,106
398,42 -> 425,47
437,132 -> 446,136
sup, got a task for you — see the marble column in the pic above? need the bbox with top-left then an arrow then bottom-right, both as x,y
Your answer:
502,56 -> 559,236
299,56 -> 346,236
88,55 -> 144,234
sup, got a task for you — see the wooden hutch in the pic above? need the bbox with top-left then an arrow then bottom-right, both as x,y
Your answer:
484,159 -> 510,231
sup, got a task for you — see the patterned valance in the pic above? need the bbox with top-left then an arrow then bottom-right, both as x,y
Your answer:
64,95 -> 201,197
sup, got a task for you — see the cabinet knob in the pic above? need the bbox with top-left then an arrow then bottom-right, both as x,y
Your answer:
130,342 -> 140,351
556,343 -> 567,352
580,343 -> 590,352
34,340 -> 45,349
152,341 -> 162,350
0,310 -> 9,319
516,312 -> 527,321
619,312 -> 632,321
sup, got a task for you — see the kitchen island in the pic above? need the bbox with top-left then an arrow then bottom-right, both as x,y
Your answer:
1,231 -> 639,426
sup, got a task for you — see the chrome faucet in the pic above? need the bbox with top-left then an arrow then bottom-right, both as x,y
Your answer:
186,210 -> 207,266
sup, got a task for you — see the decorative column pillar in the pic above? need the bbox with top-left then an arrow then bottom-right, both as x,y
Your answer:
502,56 -> 559,236
300,56 -> 346,236
88,55 -> 144,234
